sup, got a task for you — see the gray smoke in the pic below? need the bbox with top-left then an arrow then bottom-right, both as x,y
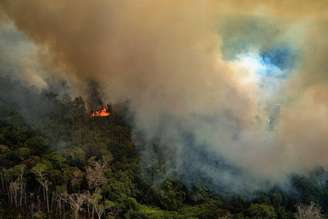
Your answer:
1,0 -> 328,193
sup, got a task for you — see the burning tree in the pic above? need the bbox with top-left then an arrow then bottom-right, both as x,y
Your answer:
90,105 -> 111,117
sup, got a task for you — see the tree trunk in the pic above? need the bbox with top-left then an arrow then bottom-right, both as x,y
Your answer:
97,212 -> 103,219
74,209 -> 79,219
46,188 -> 50,213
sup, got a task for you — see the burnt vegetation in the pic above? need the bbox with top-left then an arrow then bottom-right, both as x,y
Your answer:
0,76 -> 328,219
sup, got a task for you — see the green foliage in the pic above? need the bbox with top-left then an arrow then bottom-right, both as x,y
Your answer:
63,147 -> 86,166
142,179 -> 186,211
1,77 -> 328,218
32,211 -> 46,219
131,205 -> 181,219
24,136 -> 48,154
247,203 -> 277,219
4,163 -> 26,180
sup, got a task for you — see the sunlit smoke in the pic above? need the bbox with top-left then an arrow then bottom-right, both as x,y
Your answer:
1,0 -> 328,193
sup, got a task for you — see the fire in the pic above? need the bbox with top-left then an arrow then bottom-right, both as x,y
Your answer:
90,105 -> 110,117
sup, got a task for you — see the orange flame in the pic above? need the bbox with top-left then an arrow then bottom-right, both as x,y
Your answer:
90,105 -> 110,117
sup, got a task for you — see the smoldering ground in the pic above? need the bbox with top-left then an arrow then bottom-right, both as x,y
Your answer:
0,0 -> 328,194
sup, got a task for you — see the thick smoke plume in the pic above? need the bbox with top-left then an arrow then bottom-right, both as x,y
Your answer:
1,0 -> 328,192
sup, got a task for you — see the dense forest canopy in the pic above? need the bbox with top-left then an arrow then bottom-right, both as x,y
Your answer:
0,75 -> 328,219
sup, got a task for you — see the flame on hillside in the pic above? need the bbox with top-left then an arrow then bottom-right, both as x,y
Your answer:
90,105 -> 110,117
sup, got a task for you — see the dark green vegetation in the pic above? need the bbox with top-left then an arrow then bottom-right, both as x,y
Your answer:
0,76 -> 328,219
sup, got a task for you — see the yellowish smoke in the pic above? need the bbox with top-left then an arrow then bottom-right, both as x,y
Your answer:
1,0 -> 328,186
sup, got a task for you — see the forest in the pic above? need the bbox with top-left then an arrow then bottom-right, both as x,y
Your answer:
0,76 -> 328,219
1,0 -> 328,218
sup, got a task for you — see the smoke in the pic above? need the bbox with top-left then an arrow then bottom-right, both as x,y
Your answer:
1,0 -> 328,193
0,21 -> 47,89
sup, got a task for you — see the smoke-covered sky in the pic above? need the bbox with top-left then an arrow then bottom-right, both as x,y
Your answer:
0,0 -> 328,192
